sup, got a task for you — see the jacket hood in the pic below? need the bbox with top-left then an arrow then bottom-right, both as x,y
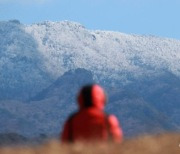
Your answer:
77,84 -> 106,110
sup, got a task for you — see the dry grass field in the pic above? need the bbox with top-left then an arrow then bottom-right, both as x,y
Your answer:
0,133 -> 179,154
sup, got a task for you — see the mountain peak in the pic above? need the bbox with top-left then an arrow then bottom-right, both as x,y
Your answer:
31,68 -> 94,101
33,20 -> 86,29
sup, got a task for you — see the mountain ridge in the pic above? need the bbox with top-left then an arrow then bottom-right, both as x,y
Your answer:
1,20 -> 180,100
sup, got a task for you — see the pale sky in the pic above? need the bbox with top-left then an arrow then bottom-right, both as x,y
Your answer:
0,0 -> 180,39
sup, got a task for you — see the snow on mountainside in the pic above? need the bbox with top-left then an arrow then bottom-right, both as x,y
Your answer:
1,20 -> 180,100
0,21 -> 52,100
25,20 -> 180,80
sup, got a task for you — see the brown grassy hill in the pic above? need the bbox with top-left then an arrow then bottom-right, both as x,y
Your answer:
0,133 -> 179,154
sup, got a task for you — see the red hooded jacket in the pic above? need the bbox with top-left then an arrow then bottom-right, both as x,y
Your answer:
61,84 -> 123,143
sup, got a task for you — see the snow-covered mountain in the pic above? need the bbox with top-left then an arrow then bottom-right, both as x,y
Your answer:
1,20 -> 180,100
0,20 -> 180,138
24,20 -> 180,78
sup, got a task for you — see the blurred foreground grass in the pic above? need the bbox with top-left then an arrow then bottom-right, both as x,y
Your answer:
0,133 -> 179,154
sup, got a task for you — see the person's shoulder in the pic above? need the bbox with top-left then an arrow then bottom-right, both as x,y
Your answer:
107,114 -> 120,126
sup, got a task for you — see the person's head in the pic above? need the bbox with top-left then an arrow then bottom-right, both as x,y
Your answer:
77,84 -> 106,110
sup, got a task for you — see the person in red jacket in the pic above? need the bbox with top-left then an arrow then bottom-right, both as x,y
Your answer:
61,84 -> 123,143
